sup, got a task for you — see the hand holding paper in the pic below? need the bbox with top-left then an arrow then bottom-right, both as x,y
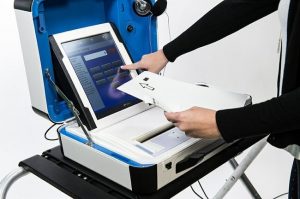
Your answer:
117,71 -> 250,139
117,71 -> 251,112
164,107 -> 221,139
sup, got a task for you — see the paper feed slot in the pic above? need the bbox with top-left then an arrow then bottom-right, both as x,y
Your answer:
135,127 -> 192,157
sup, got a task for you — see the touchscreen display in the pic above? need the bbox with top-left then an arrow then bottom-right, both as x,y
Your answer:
62,32 -> 140,119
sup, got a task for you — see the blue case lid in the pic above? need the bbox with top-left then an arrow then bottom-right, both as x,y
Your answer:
27,0 -> 158,122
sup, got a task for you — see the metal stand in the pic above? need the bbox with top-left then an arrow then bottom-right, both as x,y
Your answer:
213,138 -> 267,199
0,137 -> 263,199
0,168 -> 29,199
228,158 -> 262,199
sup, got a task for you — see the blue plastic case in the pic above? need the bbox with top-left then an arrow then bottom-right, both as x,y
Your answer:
14,0 -> 157,123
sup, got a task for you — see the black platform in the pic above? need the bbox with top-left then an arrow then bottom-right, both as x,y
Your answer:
19,137 -> 262,199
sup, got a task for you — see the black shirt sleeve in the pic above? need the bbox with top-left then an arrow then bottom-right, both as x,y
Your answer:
163,0 -> 280,62
216,87 -> 300,142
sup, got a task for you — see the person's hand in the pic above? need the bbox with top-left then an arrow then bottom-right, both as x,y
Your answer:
121,49 -> 169,74
164,107 -> 221,139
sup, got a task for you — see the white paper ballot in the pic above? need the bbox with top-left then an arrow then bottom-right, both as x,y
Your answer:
118,71 -> 251,112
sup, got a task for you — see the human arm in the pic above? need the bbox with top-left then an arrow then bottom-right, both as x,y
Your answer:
122,0 -> 280,72
217,87 -> 300,142
163,0 -> 280,62
164,87 -> 300,143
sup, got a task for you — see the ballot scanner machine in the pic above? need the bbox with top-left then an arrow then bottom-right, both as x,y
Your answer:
15,0 -> 253,195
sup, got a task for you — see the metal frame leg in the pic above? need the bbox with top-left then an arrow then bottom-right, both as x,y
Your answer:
213,137 -> 268,199
0,168 -> 29,199
229,158 -> 262,199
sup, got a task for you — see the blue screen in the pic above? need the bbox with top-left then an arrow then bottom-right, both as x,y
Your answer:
62,32 -> 140,119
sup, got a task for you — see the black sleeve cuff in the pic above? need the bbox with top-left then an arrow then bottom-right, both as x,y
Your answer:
216,109 -> 242,143
216,93 -> 300,143
163,42 -> 178,62
216,105 -> 269,143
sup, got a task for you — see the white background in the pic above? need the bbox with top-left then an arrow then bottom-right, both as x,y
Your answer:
0,0 -> 294,198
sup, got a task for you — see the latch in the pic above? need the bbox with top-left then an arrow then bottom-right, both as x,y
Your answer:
38,3 -> 46,33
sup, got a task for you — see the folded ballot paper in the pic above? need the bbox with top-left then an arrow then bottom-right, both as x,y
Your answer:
118,71 -> 251,112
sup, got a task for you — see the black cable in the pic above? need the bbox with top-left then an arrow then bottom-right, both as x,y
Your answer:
198,181 -> 209,199
44,123 -> 59,141
273,193 -> 288,199
190,185 -> 204,199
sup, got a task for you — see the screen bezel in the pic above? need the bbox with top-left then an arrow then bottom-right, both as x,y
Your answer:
61,33 -> 141,120
52,23 -> 151,132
